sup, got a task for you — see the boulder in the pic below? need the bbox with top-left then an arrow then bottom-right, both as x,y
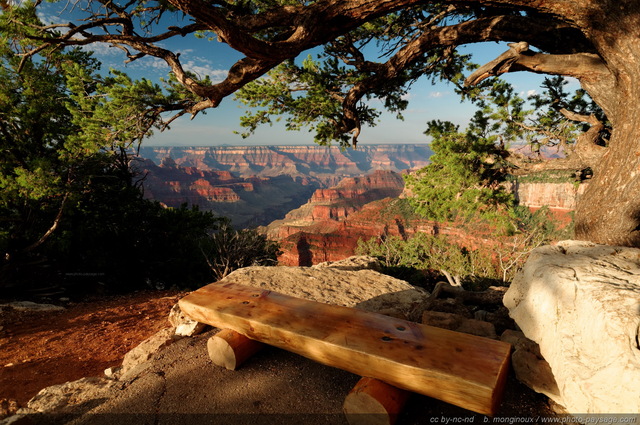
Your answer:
500,330 -> 560,400
214,258 -> 429,319
26,377 -> 116,413
119,328 -> 179,380
422,311 -> 497,339
313,255 -> 382,271
504,240 -> 640,413
168,303 -> 208,337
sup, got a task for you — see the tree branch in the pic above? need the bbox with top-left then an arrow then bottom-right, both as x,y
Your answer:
506,107 -> 606,174
336,14 -> 590,145
464,42 -> 609,87
22,191 -> 70,254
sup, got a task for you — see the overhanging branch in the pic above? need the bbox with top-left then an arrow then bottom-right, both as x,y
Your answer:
337,14 -> 591,146
464,42 -> 610,87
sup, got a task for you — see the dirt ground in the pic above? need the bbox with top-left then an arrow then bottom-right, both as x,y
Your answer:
0,290 -> 185,409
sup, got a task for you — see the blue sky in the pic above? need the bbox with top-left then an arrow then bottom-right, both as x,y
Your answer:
37,4 -> 578,147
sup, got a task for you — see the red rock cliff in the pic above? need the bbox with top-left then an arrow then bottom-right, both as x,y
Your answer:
265,171 -> 581,267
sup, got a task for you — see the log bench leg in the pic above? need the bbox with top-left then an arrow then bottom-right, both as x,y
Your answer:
207,329 -> 264,370
343,377 -> 410,425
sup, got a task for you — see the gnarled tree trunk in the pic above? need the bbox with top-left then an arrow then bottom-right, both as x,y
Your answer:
573,10 -> 640,246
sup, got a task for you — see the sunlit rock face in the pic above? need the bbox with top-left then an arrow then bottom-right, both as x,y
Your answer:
139,144 -> 433,183
504,240 -> 640,414
137,144 -> 433,228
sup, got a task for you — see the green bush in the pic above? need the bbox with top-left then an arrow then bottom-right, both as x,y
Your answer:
356,232 -> 498,288
201,221 -> 281,281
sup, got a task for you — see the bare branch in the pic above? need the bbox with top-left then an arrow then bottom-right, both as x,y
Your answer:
506,107 -> 607,175
465,42 -> 610,87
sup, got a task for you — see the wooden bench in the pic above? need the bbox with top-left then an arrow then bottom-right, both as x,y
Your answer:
179,282 -> 511,419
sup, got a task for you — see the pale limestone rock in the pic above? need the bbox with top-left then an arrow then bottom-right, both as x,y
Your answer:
119,328 -> 178,378
500,330 -> 560,400
422,311 -> 497,339
26,377 -> 116,413
216,260 -> 429,319
313,256 -> 382,271
504,240 -> 640,413
103,366 -> 121,380
168,303 -> 208,337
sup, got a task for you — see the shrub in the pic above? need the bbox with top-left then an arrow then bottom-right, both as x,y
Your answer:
356,232 -> 497,288
201,222 -> 281,281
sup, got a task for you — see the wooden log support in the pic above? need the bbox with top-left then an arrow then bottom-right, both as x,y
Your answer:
207,328 -> 264,370
343,377 -> 410,425
179,282 -> 511,415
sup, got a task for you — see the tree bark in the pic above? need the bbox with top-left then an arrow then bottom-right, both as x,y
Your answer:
574,98 -> 640,246
571,8 -> 640,246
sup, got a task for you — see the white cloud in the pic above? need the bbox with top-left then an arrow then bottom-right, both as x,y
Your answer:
37,11 -> 67,26
428,91 -> 447,98
118,51 -> 229,83
527,89 -> 538,97
181,60 -> 228,82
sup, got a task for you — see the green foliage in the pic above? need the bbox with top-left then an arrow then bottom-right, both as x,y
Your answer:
201,221 -> 281,281
54,171 -> 224,291
234,57 -> 382,146
0,4 -> 233,293
357,205 -> 571,286
495,205 -> 573,282
528,76 -> 607,141
403,75 -> 599,237
466,76 -> 607,153
404,120 -> 515,233
375,198 -> 421,224
233,5 -> 477,146
356,233 -> 497,287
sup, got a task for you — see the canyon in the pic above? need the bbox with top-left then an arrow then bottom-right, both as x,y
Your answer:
136,144 -> 432,227
264,172 -> 580,266
137,144 -> 579,266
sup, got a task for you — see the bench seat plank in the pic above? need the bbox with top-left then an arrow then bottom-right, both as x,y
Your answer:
179,282 -> 511,416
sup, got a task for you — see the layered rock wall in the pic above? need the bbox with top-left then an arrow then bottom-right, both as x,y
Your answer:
138,144 -> 433,227
513,181 -> 586,210
136,158 -> 318,228
266,168 -> 582,266
140,144 -> 433,184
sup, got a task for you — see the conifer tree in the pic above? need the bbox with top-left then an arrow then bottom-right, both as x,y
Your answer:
0,4 -> 221,289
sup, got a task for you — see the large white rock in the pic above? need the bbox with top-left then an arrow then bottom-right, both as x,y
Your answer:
504,240 -> 640,413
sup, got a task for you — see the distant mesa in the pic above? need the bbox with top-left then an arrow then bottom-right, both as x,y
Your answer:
136,144 -> 433,228
136,144 -> 578,266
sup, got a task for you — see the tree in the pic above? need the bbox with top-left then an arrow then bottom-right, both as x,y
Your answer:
356,232 -> 496,287
0,5 -> 222,291
201,220 -> 281,280
404,119 -> 514,233
16,0 -> 640,246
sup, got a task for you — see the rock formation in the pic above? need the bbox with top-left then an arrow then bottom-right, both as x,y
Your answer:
264,170 -> 507,266
264,170 -> 419,265
136,144 -> 433,227
135,157 -> 318,228
139,144 -> 434,184
266,171 -> 582,267
512,182 -> 585,210
504,240 -> 640,413
211,256 -> 429,320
